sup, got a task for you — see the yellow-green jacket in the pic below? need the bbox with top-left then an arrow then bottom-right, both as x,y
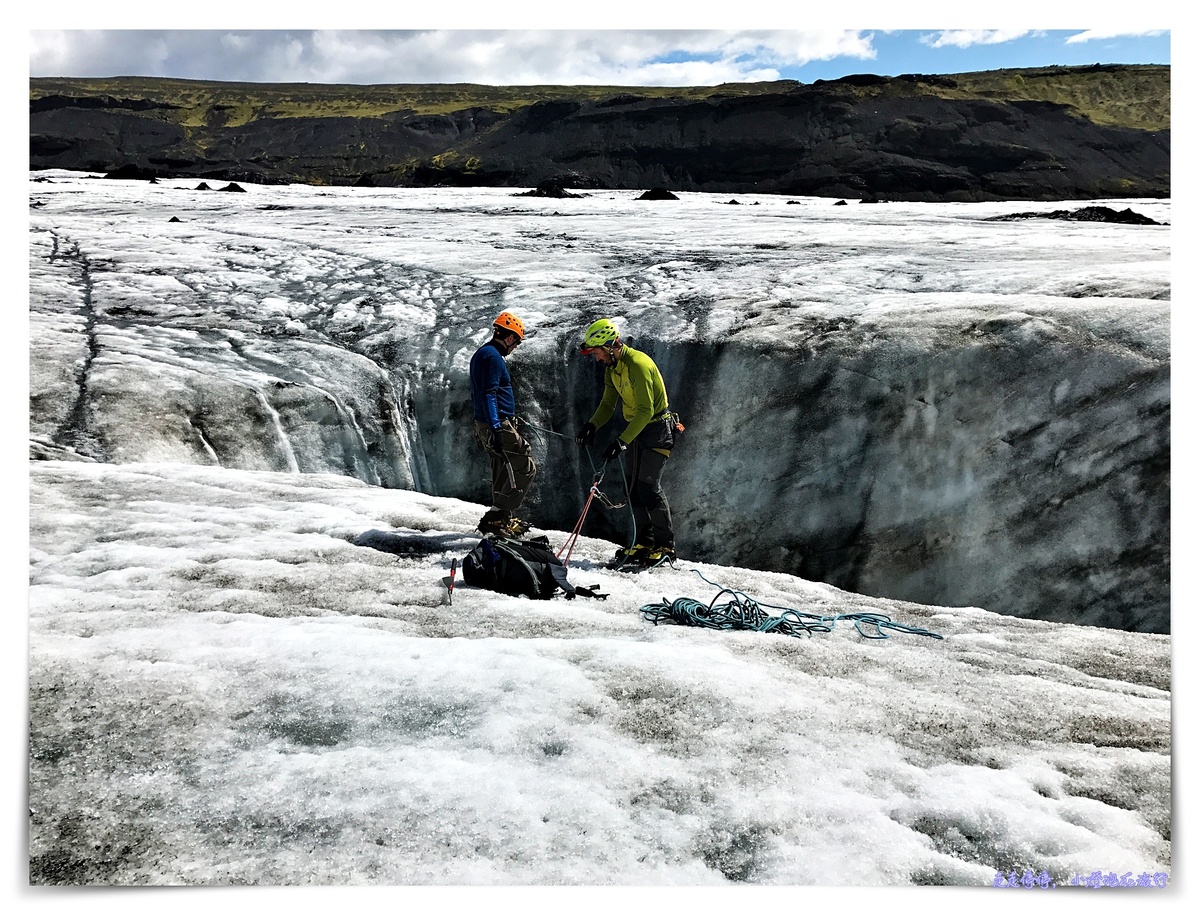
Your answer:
587,345 -> 670,445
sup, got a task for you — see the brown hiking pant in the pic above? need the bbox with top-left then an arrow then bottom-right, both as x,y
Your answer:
474,418 -> 536,513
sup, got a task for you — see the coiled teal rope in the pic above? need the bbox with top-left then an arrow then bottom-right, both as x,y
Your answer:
640,570 -> 944,641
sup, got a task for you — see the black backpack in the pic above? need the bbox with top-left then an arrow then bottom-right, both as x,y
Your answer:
461,534 -> 605,600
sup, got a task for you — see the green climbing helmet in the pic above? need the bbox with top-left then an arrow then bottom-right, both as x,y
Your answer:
581,318 -> 620,352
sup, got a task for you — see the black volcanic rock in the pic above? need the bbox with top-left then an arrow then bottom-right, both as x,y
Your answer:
516,179 -> 584,198
638,187 -> 679,200
986,205 -> 1163,225
104,163 -> 159,180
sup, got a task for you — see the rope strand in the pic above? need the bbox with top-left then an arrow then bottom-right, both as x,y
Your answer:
557,472 -> 602,566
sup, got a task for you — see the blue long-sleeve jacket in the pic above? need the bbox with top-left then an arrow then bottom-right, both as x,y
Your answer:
469,340 -> 516,428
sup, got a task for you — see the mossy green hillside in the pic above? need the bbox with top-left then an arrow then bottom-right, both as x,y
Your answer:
30,65 -> 1169,132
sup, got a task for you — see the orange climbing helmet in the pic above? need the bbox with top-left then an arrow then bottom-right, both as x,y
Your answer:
493,311 -> 525,340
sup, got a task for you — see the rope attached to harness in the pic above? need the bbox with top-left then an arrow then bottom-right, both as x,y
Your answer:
517,418 -> 565,440
557,468 -> 606,567
640,570 -> 944,641
556,442 -> 636,566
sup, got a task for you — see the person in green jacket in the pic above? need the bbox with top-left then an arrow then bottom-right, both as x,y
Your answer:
575,318 -> 677,564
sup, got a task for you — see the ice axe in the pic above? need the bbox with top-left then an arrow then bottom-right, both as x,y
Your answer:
442,557 -> 457,604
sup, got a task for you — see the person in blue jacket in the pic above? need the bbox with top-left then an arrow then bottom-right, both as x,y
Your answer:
469,311 -> 537,537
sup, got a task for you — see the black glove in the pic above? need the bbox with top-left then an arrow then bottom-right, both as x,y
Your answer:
575,422 -> 596,447
488,426 -> 502,451
602,439 -> 626,463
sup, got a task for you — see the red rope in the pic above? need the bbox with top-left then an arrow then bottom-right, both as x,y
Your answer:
558,481 -> 600,567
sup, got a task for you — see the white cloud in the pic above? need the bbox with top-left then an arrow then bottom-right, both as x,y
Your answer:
921,30 -> 1036,50
1065,29 -> 1169,44
28,29 -> 879,86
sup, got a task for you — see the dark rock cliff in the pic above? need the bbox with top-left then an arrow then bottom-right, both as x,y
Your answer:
408,90 -> 1169,201
30,66 -> 1170,201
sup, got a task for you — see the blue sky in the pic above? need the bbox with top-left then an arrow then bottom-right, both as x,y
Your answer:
27,27 -> 1170,87
797,29 -> 1170,82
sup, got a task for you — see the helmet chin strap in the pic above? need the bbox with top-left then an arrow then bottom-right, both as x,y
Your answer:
494,330 -> 517,354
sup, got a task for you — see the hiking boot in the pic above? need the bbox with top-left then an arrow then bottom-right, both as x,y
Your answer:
606,543 -> 647,569
617,543 -> 651,561
476,510 -> 510,536
646,547 -> 676,564
500,517 -> 531,537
